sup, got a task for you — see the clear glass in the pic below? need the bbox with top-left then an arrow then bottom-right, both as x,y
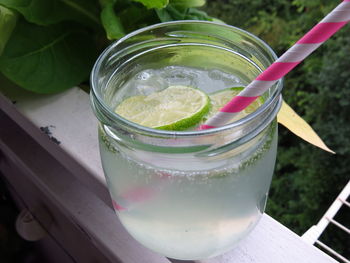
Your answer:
90,21 -> 282,260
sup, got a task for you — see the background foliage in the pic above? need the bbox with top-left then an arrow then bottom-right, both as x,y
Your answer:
204,0 -> 350,257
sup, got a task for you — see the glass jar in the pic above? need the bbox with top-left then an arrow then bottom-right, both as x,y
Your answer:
90,21 -> 282,260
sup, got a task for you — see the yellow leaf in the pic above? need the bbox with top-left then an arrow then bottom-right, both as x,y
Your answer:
277,100 -> 335,154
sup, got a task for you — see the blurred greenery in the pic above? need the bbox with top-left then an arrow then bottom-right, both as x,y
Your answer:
204,0 -> 350,257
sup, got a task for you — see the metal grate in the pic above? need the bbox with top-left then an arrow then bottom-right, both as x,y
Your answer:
301,180 -> 350,263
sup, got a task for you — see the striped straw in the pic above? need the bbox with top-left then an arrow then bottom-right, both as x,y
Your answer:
109,2 -> 350,212
200,0 -> 350,130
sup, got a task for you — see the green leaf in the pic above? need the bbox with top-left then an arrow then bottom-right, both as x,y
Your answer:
156,4 -> 213,22
132,0 -> 168,9
0,0 -> 100,28
184,8 -> 214,20
155,9 -> 171,22
100,0 -> 125,40
0,19 -> 98,94
118,4 -> 158,32
0,5 -> 18,55
169,0 -> 205,8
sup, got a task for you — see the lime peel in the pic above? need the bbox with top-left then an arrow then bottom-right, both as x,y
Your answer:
115,85 -> 210,131
202,87 -> 264,123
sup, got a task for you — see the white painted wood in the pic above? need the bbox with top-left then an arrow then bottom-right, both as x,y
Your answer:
301,180 -> 350,262
0,110 -> 171,263
0,77 -> 110,203
1,81 -> 104,182
302,180 -> 350,244
200,215 -> 338,263
0,79 -> 338,263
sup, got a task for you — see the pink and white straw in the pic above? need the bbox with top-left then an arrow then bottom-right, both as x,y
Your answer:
111,1 -> 350,212
200,0 -> 350,130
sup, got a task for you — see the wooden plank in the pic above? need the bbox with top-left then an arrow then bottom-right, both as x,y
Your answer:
0,110 -> 171,263
0,78 -> 110,204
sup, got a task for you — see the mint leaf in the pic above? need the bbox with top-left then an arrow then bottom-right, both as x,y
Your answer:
0,5 -> 17,55
0,19 -> 98,94
100,0 -> 125,40
0,0 -> 100,28
133,0 -> 168,9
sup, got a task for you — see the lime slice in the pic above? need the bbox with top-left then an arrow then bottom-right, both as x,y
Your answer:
205,87 -> 264,122
115,85 -> 210,130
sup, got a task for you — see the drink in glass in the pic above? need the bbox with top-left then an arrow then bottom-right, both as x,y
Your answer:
90,21 -> 282,260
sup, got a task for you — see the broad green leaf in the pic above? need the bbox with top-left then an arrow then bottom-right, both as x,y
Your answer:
100,0 -> 125,39
0,19 -> 98,94
0,0 -> 100,28
170,0 -> 205,8
0,5 -> 17,55
277,100 -> 335,154
132,0 -> 168,9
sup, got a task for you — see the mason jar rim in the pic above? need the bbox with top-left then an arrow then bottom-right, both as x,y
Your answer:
90,20 -> 283,138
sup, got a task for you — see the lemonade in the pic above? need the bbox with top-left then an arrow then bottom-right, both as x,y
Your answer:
90,21 -> 282,260
99,127 -> 277,259
98,66 -> 278,259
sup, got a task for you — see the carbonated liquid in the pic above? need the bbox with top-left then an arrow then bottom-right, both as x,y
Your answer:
99,66 -> 277,259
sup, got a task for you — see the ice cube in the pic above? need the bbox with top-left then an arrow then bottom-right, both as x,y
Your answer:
208,69 -> 241,85
160,66 -> 199,87
127,69 -> 169,96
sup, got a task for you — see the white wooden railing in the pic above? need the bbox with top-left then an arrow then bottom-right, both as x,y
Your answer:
302,180 -> 350,263
0,79 -> 339,263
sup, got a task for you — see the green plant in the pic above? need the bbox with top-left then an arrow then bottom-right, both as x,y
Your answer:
0,0 -> 215,94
